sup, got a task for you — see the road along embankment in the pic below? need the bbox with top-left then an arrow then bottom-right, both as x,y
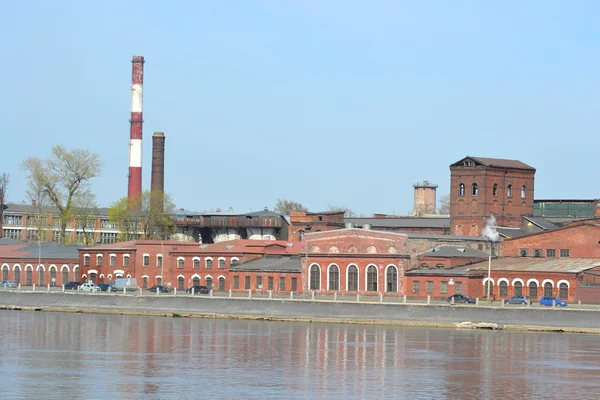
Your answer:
1,291 -> 599,334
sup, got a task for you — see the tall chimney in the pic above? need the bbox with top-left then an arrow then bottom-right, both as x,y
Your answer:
128,55 -> 145,207
151,132 -> 165,212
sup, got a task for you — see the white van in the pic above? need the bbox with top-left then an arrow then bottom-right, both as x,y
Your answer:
114,277 -> 138,292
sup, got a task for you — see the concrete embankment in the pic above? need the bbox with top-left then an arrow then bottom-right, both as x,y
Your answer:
1,291 -> 600,334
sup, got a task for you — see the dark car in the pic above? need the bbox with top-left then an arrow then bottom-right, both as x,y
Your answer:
147,285 -> 170,293
504,296 -> 532,305
97,283 -> 117,292
447,294 -> 476,304
186,285 -> 210,294
540,296 -> 567,307
64,281 -> 82,290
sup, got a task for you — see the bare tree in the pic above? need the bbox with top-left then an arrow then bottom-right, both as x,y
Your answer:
21,145 -> 103,245
0,173 -> 8,235
72,193 -> 99,245
274,199 -> 308,215
109,190 -> 176,240
438,193 -> 450,215
327,204 -> 353,217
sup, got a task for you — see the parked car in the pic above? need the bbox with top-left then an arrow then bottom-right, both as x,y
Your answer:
540,296 -> 568,307
447,294 -> 476,304
147,285 -> 170,293
80,282 -> 102,292
97,283 -> 117,292
186,285 -> 210,294
504,296 -> 532,305
0,280 -> 17,288
64,281 -> 82,290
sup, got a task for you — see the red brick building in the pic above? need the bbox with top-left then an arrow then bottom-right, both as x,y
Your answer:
288,211 -> 345,242
78,239 -> 300,291
502,222 -> 600,258
450,156 -> 536,236
0,238 -> 79,286
301,229 -> 410,296
417,245 -> 489,269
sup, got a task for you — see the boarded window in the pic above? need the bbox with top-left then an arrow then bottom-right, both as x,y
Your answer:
233,276 -> 239,289
244,276 -> 250,290
291,278 -> 297,292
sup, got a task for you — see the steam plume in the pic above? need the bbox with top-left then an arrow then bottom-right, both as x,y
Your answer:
482,215 -> 499,242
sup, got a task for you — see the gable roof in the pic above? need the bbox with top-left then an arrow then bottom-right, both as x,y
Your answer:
228,254 -> 302,273
450,156 -> 535,171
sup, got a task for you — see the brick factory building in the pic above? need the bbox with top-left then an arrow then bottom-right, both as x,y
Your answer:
0,238 -> 79,286
449,156 -> 536,236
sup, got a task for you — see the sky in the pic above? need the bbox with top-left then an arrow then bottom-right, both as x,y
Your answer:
1,1 -> 599,216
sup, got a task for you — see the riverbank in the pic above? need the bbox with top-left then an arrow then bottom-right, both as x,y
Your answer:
1,291 -> 599,334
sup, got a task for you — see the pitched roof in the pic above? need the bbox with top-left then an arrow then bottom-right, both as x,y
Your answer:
0,239 -> 79,260
228,254 -> 302,273
522,216 -> 559,231
345,217 -> 450,229
450,156 -> 535,171
503,221 -> 600,242
496,227 -> 527,239
419,246 -> 489,258
473,257 -> 600,274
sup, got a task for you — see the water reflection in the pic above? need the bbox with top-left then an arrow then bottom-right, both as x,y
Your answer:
0,311 -> 598,399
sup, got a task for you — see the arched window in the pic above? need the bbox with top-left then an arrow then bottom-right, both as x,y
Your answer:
559,283 -> 568,299
386,266 -> 398,292
178,276 -> 185,290
178,258 -> 184,268
310,264 -> 320,290
544,282 -> 553,297
218,277 -> 225,291
507,184 -> 512,197
206,276 -> 213,289
61,268 -> 69,285
484,281 -> 494,298
14,266 -> 21,285
231,258 -> 239,266
143,255 -> 150,266
156,276 -> 163,286
328,265 -> 339,291
193,259 -> 200,268
110,255 -> 116,267
218,259 -> 225,268
142,277 -> 148,289
521,185 -> 526,198
459,184 -> 465,196
193,276 -> 200,286
367,266 -> 378,292
206,259 -> 213,268
26,266 -> 33,286
49,267 -> 56,286
472,183 -> 478,196
493,183 -> 498,196
499,281 -> 508,296
99,275 -> 105,284
38,268 -> 45,286
347,265 -> 358,291
123,255 -> 130,267
2,265 -> 8,281
514,281 -> 523,297
157,255 -> 163,268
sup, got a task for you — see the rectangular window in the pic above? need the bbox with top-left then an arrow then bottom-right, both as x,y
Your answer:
178,259 -> 184,268
157,256 -> 163,267
84,256 -> 90,266
218,259 -> 225,268
28,230 -> 39,241
4,215 -> 23,225
441,281 -> 448,294
244,276 -> 251,290
52,231 -> 61,242
426,281 -> 434,294
412,281 -> 419,293
123,256 -> 130,267
291,277 -> 297,292
143,255 -> 149,266
279,277 -> 285,292
110,256 -> 116,267
206,259 -> 212,268
268,277 -> 274,291
546,249 -> 556,258
233,276 -> 239,289
193,259 -> 200,268
97,256 -> 103,267
560,249 -> 570,258
256,276 -> 263,289
455,281 -> 463,294
3,229 -> 22,240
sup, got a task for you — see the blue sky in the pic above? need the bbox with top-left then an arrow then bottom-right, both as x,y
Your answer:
2,1 -> 599,215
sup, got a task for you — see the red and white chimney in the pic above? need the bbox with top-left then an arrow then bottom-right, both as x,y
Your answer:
128,55 -> 145,206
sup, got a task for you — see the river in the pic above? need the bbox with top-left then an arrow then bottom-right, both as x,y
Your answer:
0,310 -> 598,399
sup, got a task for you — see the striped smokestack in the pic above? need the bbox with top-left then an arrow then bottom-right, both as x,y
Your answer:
151,132 -> 165,194
128,55 -> 145,206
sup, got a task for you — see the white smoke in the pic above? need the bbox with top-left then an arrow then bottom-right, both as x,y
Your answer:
482,214 -> 499,242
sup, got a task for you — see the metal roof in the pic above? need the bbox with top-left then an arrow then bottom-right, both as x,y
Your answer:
345,217 -> 450,228
405,265 -> 483,277
0,239 -> 79,260
474,257 -> 600,274
229,254 -> 302,273
522,216 -> 559,231
419,246 -> 489,258
451,156 -> 535,171
496,227 -> 527,239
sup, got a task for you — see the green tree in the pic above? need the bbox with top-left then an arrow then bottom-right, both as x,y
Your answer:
21,145 -> 102,245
